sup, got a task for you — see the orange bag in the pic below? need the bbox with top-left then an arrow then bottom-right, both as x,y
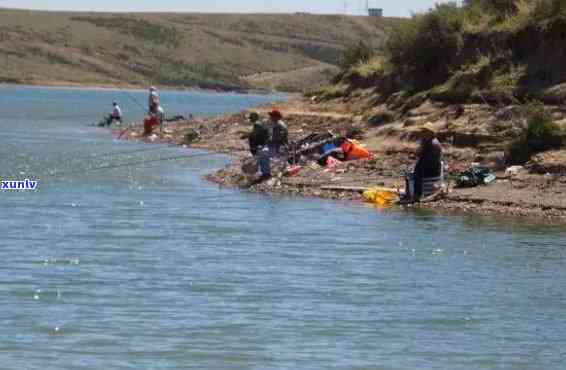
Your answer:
341,139 -> 371,160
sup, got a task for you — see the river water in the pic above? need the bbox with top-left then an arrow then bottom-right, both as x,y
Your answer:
1,86 -> 565,370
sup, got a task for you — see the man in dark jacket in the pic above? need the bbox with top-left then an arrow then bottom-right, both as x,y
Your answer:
247,112 -> 269,156
413,124 -> 443,200
267,109 -> 288,155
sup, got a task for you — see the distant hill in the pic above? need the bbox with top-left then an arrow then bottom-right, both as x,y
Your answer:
0,8 -> 398,92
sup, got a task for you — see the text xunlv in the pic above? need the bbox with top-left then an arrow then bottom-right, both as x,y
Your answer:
1,179 -> 39,191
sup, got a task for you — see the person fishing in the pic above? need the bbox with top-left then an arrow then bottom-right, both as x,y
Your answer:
247,112 -> 269,156
143,105 -> 166,137
156,105 -> 166,133
148,86 -> 159,114
411,123 -> 443,201
143,86 -> 166,135
267,109 -> 288,155
103,101 -> 122,126
255,109 -> 289,180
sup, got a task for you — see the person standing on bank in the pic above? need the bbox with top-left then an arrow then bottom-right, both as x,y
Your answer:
255,109 -> 288,180
412,124 -> 443,201
148,86 -> 159,114
247,112 -> 269,156
156,105 -> 166,133
267,109 -> 288,155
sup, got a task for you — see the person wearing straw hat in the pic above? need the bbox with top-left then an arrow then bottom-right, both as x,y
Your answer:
412,123 -> 443,201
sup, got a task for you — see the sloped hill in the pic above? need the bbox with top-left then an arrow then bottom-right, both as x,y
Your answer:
0,8 -> 397,91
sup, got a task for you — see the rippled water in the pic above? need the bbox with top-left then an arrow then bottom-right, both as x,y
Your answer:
1,86 -> 566,370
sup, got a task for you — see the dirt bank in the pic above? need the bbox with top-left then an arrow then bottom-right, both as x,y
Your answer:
115,96 -> 566,221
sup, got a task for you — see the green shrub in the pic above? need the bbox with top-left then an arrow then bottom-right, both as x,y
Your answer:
506,136 -> 532,164
368,111 -> 395,126
339,41 -> 374,72
182,129 -> 200,145
464,0 -> 519,20
429,56 -> 492,102
488,63 -> 526,101
506,101 -> 563,163
306,84 -> 348,100
531,0 -> 566,23
523,101 -> 562,151
320,0 -> 566,103
351,57 -> 389,79
340,56 -> 392,89
384,2 -> 465,91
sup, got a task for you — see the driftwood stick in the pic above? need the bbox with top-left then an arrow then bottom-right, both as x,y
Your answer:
320,185 -> 368,193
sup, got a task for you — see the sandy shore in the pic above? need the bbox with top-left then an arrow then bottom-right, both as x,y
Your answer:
114,98 -> 566,222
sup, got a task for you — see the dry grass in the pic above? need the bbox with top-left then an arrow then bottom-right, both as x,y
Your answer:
242,64 -> 339,93
350,56 -> 390,80
307,83 -> 350,100
0,8 -> 395,91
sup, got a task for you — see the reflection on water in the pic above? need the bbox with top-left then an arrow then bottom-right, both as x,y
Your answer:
1,86 -> 566,370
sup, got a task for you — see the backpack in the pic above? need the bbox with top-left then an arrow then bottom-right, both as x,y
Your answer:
456,166 -> 496,188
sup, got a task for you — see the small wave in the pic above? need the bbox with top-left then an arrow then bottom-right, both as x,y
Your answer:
40,258 -> 81,266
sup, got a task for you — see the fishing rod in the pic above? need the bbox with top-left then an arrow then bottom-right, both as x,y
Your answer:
117,62 -> 150,115
50,143 -> 182,163
48,151 -> 219,177
121,88 -> 148,113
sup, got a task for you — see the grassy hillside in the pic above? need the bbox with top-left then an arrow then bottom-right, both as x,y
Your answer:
0,8 -> 397,91
318,0 -> 566,104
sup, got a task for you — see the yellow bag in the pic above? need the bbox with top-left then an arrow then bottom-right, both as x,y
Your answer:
363,188 -> 398,207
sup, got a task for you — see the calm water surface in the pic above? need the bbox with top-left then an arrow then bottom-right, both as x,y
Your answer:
1,86 -> 566,370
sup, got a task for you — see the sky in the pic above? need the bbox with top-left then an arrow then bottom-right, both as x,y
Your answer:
0,0 -> 451,17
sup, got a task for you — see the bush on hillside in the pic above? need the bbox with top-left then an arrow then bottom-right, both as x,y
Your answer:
338,41 -> 374,73
305,83 -> 349,101
340,56 -> 394,89
506,101 -> 564,164
384,3 -> 465,91
351,57 -> 388,79
523,101 -> 563,151
530,0 -> 566,22
464,0 -> 519,20
325,0 -> 566,103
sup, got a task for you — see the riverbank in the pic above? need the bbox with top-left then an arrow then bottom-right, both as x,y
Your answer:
115,97 -> 566,221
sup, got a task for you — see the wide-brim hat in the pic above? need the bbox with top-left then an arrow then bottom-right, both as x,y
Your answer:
419,122 -> 437,135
